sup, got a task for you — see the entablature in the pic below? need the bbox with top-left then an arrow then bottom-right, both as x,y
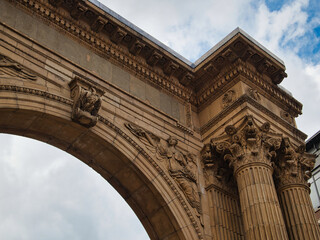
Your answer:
9,0 -> 306,141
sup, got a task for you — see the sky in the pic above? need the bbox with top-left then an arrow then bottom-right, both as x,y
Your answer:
1,0 -> 319,239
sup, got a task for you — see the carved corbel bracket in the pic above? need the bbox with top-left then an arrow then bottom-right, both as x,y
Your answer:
163,61 -> 179,76
147,51 -> 162,66
91,16 -> 108,33
129,39 -> 145,56
70,2 -> 88,20
110,27 -> 127,44
69,76 -> 104,127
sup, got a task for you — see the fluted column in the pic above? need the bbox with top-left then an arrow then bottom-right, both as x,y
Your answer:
235,163 -> 288,239
274,138 -> 320,240
210,116 -> 289,240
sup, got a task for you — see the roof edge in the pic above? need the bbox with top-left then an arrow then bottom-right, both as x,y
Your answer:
89,0 -> 285,69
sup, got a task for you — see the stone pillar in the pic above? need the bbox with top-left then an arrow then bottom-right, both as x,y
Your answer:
274,138 -> 320,240
235,163 -> 288,239
202,144 -> 244,239
210,116 -> 289,240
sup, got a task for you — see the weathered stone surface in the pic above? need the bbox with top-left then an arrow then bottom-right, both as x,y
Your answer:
0,0 -> 315,239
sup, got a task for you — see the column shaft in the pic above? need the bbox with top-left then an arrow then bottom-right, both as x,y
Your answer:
278,185 -> 320,240
236,164 -> 289,240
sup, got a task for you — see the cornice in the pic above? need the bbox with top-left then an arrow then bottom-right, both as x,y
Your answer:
12,0 -> 193,102
196,60 -> 302,116
10,0 -> 292,104
200,94 -> 307,141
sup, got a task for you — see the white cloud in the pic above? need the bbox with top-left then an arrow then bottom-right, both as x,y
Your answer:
0,134 -> 149,240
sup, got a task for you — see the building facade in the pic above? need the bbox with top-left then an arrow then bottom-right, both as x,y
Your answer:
0,0 -> 319,239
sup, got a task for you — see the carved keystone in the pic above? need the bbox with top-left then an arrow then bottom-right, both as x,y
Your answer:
69,76 -> 104,127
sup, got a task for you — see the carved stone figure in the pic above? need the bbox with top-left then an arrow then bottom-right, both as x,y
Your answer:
125,123 -> 202,214
0,55 -> 36,80
69,76 -> 103,127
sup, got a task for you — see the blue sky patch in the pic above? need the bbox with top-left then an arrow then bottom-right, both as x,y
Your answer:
315,26 -> 320,37
265,0 -> 289,11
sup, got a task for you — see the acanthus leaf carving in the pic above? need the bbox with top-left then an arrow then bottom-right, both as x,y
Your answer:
0,55 -> 37,81
201,143 -> 237,194
210,116 -> 282,173
274,138 -> 316,189
69,76 -> 104,128
125,122 -> 202,215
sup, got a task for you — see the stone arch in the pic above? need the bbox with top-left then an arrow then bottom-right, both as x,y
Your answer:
0,86 -> 201,240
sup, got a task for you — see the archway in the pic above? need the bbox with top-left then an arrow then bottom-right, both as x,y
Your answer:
0,88 -> 197,239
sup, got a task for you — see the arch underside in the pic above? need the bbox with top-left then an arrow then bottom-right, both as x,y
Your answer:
0,89 -> 200,240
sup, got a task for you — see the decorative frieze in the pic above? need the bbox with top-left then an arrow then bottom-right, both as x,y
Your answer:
12,0 -> 301,117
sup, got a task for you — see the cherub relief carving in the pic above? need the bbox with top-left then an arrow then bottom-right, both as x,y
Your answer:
0,55 -> 36,80
125,123 -> 202,215
69,77 -> 103,127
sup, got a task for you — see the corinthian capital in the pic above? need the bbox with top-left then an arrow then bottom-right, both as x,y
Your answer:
210,116 -> 282,173
274,138 -> 316,189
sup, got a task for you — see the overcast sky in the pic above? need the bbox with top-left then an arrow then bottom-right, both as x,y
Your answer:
1,0 -> 319,239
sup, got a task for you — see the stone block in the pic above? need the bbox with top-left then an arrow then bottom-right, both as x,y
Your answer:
0,0 -> 18,28
160,91 -> 172,116
171,98 -> 180,120
14,12 -> 38,39
130,75 -> 146,100
112,64 -> 130,92
146,84 -> 160,109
